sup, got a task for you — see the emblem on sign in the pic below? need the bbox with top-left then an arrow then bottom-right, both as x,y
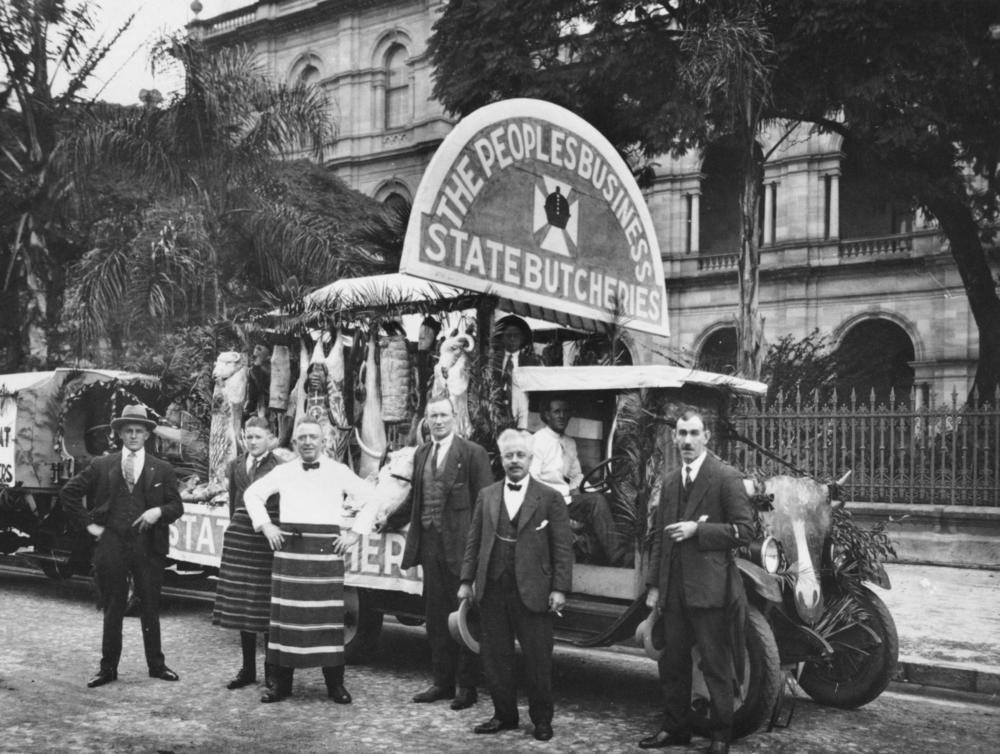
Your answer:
533,177 -> 578,257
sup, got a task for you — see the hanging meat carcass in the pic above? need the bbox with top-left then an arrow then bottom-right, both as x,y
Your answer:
356,329 -> 387,480
323,330 -> 351,462
209,351 -> 247,493
379,332 -> 411,423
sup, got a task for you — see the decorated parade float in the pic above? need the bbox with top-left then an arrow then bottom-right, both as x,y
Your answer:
0,98 -> 898,739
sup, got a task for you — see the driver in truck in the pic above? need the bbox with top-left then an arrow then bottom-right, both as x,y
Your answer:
529,395 -> 627,566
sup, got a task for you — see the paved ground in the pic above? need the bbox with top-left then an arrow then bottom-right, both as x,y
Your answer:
876,563 -> 1000,669
2,564 -> 999,753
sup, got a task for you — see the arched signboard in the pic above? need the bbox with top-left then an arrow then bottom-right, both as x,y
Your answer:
400,99 -> 669,337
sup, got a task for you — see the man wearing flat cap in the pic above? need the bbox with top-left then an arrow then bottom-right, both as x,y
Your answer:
60,404 -> 184,688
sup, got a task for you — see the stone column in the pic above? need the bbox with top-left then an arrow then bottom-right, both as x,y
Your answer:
828,173 -> 840,239
689,192 -> 700,254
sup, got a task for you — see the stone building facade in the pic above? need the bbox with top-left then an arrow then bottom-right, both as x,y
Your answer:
190,0 -> 992,402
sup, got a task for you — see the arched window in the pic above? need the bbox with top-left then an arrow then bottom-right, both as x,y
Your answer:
298,64 -> 319,86
697,327 -> 738,375
835,318 -> 915,406
384,44 -> 410,129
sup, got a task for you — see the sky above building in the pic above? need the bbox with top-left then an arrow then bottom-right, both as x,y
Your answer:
86,1 -> 244,105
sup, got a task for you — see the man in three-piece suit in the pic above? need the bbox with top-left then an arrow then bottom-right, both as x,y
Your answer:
458,429 -> 573,743
385,396 -> 493,710
60,404 -> 184,688
639,409 -> 753,754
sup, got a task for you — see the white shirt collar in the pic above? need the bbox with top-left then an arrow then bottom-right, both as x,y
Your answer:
122,448 -> 145,482
504,476 -> 528,518
247,452 -> 267,473
684,451 -> 708,481
432,433 -> 455,459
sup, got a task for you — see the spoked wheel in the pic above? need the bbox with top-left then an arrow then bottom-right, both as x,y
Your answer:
691,604 -> 782,740
797,586 -> 898,708
343,586 -> 383,665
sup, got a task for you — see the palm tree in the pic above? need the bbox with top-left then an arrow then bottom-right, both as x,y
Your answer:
0,0 -> 134,368
64,37 -> 386,358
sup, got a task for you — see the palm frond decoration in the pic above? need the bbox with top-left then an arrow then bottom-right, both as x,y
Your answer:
608,388 -> 672,544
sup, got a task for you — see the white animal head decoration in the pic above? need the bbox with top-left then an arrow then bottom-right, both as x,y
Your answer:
213,351 -> 244,383
378,445 -> 417,484
437,333 -> 475,370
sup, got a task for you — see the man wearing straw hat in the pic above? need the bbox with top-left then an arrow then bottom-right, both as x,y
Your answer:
243,418 -> 373,704
60,403 -> 184,688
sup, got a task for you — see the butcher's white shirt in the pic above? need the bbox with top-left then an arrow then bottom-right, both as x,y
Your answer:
243,456 -> 373,531
529,425 -> 582,503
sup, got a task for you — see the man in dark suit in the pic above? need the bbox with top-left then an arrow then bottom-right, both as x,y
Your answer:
60,404 -> 184,688
639,409 -> 753,753
492,314 -> 540,428
458,429 -> 573,742
385,396 -> 493,710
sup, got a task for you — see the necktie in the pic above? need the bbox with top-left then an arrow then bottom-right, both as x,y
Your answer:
124,452 -> 136,492
302,461 -> 320,471
506,482 -> 522,492
249,456 -> 259,476
431,442 -> 440,475
684,466 -> 693,491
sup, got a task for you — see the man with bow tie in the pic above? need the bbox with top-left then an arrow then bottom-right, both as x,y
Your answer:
639,409 -> 753,754
384,396 -> 493,710
243,419 -> 373,704
458,429 -> 573,742
59,404 -> 184,688
529,396 -> 627,566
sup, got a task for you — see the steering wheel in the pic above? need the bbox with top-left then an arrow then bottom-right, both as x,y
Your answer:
580,455 -> 630,494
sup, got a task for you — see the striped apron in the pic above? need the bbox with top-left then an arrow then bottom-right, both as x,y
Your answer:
267,522 -> 345,669
212,506 -> 277,633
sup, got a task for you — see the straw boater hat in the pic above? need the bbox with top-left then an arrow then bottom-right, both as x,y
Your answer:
110,404 -> 157,432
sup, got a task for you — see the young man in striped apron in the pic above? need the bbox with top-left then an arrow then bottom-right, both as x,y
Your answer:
243,419 -> 373,703
212,416 -> 283,689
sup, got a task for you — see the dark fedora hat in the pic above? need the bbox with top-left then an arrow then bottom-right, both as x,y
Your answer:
110,404 -> 157,432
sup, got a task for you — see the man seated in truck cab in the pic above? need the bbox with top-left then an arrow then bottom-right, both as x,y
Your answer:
529,396 -> 627,566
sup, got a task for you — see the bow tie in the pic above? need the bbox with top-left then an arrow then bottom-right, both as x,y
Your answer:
302,461 -> 320,471
506,482 -> 522,492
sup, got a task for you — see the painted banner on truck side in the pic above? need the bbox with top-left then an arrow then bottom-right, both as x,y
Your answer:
168,504 -> 423,595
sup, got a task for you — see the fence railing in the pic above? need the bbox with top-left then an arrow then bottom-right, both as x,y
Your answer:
729,388 -> 1000,506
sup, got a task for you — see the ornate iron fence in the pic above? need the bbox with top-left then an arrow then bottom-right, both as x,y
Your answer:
729,387 -> 1000,506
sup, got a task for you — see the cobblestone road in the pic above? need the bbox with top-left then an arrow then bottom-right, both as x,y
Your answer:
2,570 -> 998,754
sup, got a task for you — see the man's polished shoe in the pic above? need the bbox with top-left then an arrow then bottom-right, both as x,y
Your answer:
705,741 -> 729,754
412,684 -> 454,703
226,668 -> 256,689
638,729 -> 692,749
148,666 -> 180,682
533,723 -> 554,741
87,669 -> 117,688
260,684 -> 290,703
473,718 -> 518,734
328,684 -> 352,704
450,686 -> 477,710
